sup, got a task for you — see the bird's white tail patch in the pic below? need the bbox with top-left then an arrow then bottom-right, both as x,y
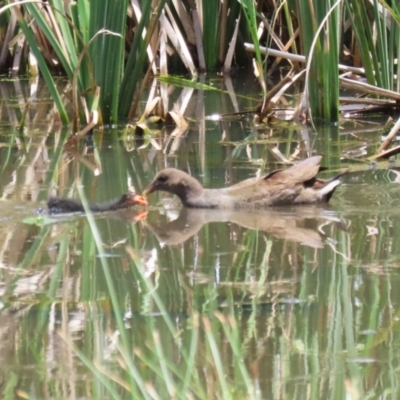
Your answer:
318,179 -> 340,196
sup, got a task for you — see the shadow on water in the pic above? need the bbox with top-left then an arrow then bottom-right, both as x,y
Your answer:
1,77 -> 400,398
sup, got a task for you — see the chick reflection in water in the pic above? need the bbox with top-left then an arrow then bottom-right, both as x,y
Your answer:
145,206 -> 342,249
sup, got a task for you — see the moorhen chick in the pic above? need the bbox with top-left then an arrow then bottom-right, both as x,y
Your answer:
46,193 -> 147,215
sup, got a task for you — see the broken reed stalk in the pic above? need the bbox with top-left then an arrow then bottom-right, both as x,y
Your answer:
339,78 -> 400,101
244,43 -> 366,75
371,145 -> 400,161
378,116 -> 400,153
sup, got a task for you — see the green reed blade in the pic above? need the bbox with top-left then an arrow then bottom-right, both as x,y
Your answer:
119,0 -> 167,119
299,0 -> 340,121
373,0 -> 389,88
346,0 -> 379,86
15,14 -> 69,124
88,0 -> 129,122
157,75 -> 257,100
201,0 -> 220,69
51,0 -> 79,68
61,334 -> 123,400
203,316 -> 231,399
24,2 -> 74,78
69,2 -> 91,95
238,0 -> 265,94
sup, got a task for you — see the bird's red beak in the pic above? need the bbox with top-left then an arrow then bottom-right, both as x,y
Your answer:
132,194 -> 148,206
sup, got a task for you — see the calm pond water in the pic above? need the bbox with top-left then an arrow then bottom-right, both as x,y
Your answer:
0,77 -> 400,399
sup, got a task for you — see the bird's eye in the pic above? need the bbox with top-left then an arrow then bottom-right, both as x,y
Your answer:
157,175 -> 168,183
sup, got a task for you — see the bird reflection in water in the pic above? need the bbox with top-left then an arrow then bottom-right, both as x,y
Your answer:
144,205 -> 344,249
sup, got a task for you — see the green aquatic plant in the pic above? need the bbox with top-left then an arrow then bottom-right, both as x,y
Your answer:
2,0 -> 400,126
1,0 -> 166,125
346,0 -> 400,91
297,0 -> 341,122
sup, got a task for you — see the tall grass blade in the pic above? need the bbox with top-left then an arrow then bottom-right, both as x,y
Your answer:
76,186 -> 145,398
88,0 -> 128,122
23,3 -> 74,77
203,316 -> 231,399
59,333 -> 123,400
201,0 -> 219,69
11,7 -> 69,124
300,0 -> 340,121
346,0 -> 399,91
119,1 -> 155,118
238,0 -> 266,94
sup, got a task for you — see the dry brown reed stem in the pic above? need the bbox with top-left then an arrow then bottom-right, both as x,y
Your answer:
128,23 -> 162,120
339,77 -> 400,101
223,16 -> 240,73
64,110 -> 99,147
268,27 -> 300,74
0,11 -> 17,70
244,43 -> 366,74
257,75 -> 292,119
131,0 -> 157,75
171,0 -> 196,45
191,8 -> 206,71
371,145 -> 400,161
378,116 -> 400,153
340,97 -> 396,106
162,5 -> 197,75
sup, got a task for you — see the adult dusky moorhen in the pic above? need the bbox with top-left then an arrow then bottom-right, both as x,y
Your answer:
143,156 -> 346,209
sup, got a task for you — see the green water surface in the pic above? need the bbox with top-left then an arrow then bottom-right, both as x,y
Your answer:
0,77 -> 398,399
